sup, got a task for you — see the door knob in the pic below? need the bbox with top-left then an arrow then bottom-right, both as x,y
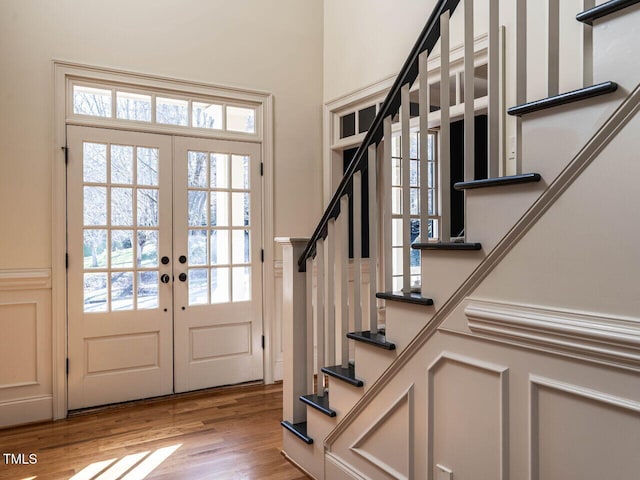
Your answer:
161,256 -> 170,265
160,274 -> 171,284
178,273 -> 187,282
179,255 -> 187,264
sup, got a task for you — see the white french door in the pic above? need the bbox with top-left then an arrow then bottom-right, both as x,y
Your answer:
67,126 -> 263,410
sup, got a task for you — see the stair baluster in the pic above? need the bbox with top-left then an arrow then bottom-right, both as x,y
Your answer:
315,238 -> 325,397
326,219 -> 337,367
419,50 -> 431,255
367,144 -> 379,334
338,195 -> 350,369
352,171 -> 363,332
439,10 -> 452,242
400,83 -> 412,291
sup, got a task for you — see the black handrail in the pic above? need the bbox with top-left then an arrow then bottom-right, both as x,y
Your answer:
298,0 -> 461,271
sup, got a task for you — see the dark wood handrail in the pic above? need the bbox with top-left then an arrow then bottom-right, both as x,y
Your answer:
298,0 -> 462,271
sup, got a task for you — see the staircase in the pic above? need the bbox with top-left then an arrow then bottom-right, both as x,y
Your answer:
279,1 -> 640,478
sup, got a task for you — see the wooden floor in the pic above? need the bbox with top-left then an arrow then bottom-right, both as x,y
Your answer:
0,383 -> 309,480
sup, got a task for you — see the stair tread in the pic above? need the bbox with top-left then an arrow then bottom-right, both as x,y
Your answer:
454,173 -> 541,191
281,420 -> 313,444
347,330 -> 396,350
322,365 -> 364,387
376,291 -> 434,306
300,393 -> 337,417
577,0 -> 640,24
412,242 -> 482,250
507,81 -> 618,116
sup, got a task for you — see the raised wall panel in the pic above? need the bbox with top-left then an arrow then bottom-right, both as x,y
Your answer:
0,302 -> 37,388
428,353 -> 508,480
86,333 -> 159,375
531,376 -> 640,480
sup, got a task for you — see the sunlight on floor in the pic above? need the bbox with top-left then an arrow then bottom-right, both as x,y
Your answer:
68,444 -> 181,480
19,477 -> 38,480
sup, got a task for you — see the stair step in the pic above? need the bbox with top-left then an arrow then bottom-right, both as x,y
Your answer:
454,173 -> 541,191
412,242 -> 482,250
347,330 -> 396,350
281,420 -> 313,444
376,291 -> 434,306
507,82 -> 618,116
577,0 -> 640,25
299,393 -> 337,417
322,365 -> 364,387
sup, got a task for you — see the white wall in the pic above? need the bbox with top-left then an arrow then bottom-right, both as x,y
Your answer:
323,0 -> 438,102
0,0 -> 323,425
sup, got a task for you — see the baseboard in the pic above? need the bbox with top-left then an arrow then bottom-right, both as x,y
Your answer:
325,453 -> 370,480
0,395 -> 53,429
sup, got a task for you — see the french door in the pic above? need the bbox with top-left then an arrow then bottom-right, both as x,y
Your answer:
67,125 -> 263,410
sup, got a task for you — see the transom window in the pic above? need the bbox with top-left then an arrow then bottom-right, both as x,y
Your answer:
71,82 -> 257,134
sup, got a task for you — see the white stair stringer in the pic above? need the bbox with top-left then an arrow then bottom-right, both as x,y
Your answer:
322,83 -> 640,480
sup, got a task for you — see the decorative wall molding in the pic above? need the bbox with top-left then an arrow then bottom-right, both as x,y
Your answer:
427,352 -> 509,480
274,260 -> 283,278
466,298 -> 640,367
529,375 -> 640,480
0,269 -> 51,291
326,452 -> 372,480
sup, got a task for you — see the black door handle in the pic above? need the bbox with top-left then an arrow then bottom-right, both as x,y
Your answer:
178,273 -> 187,282
179,255 -> 187,264
160,274 -> 171,284
161,256 -> 170,265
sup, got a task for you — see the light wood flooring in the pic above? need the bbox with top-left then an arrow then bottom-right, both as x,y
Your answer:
0,383 -> 309,480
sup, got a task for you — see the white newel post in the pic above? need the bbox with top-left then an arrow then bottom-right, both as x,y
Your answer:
276,237 -> 311,425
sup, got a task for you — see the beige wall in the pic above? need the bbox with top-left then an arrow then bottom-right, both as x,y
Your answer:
0,0 -> 324,269
323,0 -> 438,102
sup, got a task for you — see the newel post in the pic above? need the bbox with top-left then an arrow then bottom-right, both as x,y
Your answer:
276,237 -> 310,425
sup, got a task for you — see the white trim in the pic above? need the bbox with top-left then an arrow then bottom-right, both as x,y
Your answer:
326,452 -> 373,480
0,269 -> 51,291
0,395 -> 53,428
465,298 -> 640,367
53,61 -> 276,418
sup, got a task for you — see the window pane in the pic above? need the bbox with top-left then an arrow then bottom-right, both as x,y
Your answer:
392,187 -> 402,215
137,230 -> 158,267
84,186 -> 107,226
188,230 -> 208,266
392,276 -> 403,292
231,192 -> 249,226
410,132 -> 419,159
231,155 -> 249,189
84,273 -> 108,312
411,219 -> 420,244
189,269 -> 209,305
188,191 -> 208,226
232,266 -> 251,302
211,153 -> 229,189
74,85 -> 112,117
358,105 -> 376,133
83,143 -> 107,183
211,230 -> 229,265
226,106 -> 255,133
410,188 -> 419,215
392,248 -> 403,276
340,112 -> 355,139
111,272 -> 134,311
392,135 -> 401,157
84,229 -> 107,269
211,192 -> 229,227
232,230 -> 250,264
428,189 -> 435,216
111,188 -> 133,226
211,267 -> 230,304
111,145 -> 133,184
193,102 -> 223,129
410,160 -> 419,187
392,218 -> 403,247
428,162 -> 435,189
392,157 -> 401,186
156,97 -> 188,126
137,189 -> 158,226
117,91 -> 151,122
137,271 -> 158,310
188,151 -> 208,187
137,148 -> 159,186
111,230 -> 134,268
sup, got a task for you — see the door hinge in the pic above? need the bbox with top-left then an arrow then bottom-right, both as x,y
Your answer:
260,162 -> 264,176
66,358 -> 69,375
261,335 -> 265,349
261,249 -> 264,263
62,145 -> 68,165
65,253 -> 69,269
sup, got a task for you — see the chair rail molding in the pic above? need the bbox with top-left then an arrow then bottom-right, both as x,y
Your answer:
0,269 -> 51,291
465,298 -> 640,368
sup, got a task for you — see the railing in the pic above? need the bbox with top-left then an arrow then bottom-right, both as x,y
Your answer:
280,0 -> 593,428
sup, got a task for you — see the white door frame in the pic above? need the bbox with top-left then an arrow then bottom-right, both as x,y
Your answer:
52,61 -> 275,419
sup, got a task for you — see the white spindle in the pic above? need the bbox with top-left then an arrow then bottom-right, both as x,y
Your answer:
326,219 -> 336,366
547,0 -> 560,97
352,171 -> 362,332
515,0 -> 527,175
464,0 -> 475,184
315,239 -> 325,396
305,257 -> 314,394
339,195 -> 350,368
582,0 -> 595,87
439,11 -> 452,242
488,0 -> 500,178
367,144 -> 378,333
419,50 -> 430,244
401,83 -> 411,292
383,116 -> 393,292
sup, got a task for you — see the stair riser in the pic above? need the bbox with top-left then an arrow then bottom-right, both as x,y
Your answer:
353,342 -> 396,391
420,252 -> 484,307
328,378 -> 365,417
385,302 -> 435,353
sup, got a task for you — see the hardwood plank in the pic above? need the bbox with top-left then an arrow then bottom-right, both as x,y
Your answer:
0,383 -> 309,479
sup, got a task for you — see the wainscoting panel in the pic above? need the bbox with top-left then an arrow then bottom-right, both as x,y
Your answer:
0,269 -> 52,427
